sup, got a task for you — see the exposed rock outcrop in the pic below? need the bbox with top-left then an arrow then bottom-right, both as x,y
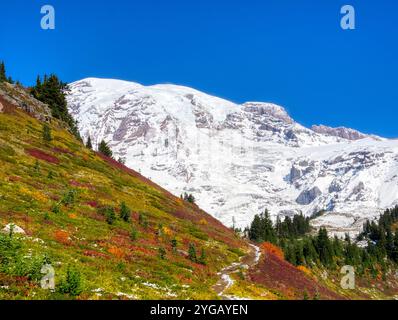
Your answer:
296,187 -> 322,205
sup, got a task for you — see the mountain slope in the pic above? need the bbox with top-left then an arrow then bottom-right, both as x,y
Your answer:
0,81 -> 250,299
67,78 -> 398,235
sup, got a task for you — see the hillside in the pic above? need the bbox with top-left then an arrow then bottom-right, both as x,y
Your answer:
0,81 -> 251,299
67,78 -> 398,236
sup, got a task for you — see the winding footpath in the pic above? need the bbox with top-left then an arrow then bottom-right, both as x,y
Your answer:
212,244 -> 261,300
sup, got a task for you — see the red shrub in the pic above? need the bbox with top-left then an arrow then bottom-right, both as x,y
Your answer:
26,148 -> 60,164
70,180 -> 94,190
85,201 -> 99,208
83,250 -> 109,259
8,176 -> 22,182
52,147 -> 73,155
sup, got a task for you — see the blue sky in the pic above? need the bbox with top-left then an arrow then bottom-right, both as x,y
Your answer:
1,0 -> 397,137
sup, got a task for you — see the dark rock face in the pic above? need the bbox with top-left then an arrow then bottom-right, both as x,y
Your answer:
352,182 -> 365,195
0,82 -> 52,122
296,187 -> 322,205
329,181 -> 342,193
284,129 -> 298,141
289,166 -> 301,183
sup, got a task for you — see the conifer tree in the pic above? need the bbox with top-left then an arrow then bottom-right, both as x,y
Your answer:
188,243 -> 197,262
86,136 -> 92,149
42,123 -> 52,142
119,201 -> 130,222
248,214 -> 262,242
171,239 -> 177,253
198,248 -> 206,265
158,247 -> 166,260
98,140 -> 113,157
182,192 -> 195,204
130,225 -> 138,241
0,61 -> 7,82
316,228 -> 333,267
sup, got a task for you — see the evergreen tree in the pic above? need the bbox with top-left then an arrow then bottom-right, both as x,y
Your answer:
34,160 -> 41,174
158,247 -> 166,260
0,61 -> 7,82
98,140 -> 113,157
285,243 -> 297,265
86,136 -> 92,149
302,237 -> 318,265
198,248 -> 206,265
188,243 -> 197,262
119,202 -> 130,222
42,123 -> 52,142
248,214 -> 263,242
58,267 -> 83,296
99,206 -> 116,225
117,157 -> 126,165
392,232 -> 398,263
294,241 -> 305,265
182,193 -> 195,204
138,212 -> 148,229
316,228 -> 333,267
47,171 -> 54,179
386,229 -> 395,260
130,225 -> 138,241
171,238 -> 177,253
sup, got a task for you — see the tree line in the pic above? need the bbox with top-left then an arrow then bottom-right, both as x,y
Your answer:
248,207 -> 398,278
30,74 -> 81,140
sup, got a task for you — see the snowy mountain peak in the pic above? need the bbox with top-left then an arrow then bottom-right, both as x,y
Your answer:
67,78 -> 398,236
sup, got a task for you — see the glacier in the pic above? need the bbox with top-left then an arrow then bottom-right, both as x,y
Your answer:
67,77 -> 398,236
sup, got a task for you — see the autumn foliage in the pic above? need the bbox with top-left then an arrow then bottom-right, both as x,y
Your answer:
108,246 -> 125,259
54,230 -> 70,245
297,265 -> 312,276
26,148 -> 60,164
261,242 -> 284,260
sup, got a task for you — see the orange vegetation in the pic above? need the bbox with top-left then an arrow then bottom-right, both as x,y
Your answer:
108,246 -> 125,259
68,213 -> 77,219
261,242 -> 284,260
297,265 -> 312,276
54,230 -> 70,245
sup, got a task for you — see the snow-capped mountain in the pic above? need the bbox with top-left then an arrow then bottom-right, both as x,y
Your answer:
67,78 -> 398,235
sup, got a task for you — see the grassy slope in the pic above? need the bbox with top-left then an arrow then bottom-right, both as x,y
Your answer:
0,84 -> 249,300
